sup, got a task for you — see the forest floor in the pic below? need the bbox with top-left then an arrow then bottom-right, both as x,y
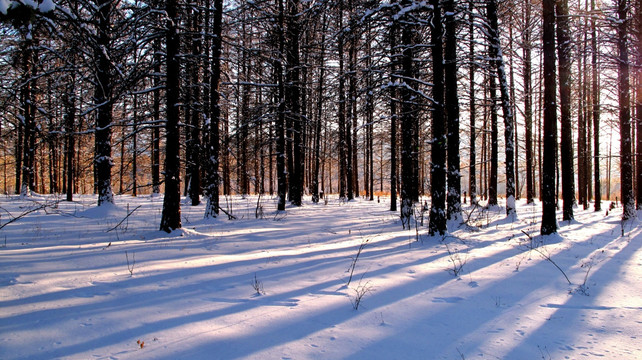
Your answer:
1,193 -> 641,359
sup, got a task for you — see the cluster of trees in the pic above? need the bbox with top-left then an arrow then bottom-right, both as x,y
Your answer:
0,0 -> 641,235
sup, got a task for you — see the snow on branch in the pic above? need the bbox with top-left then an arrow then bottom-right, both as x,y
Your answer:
0,0 -> 56,15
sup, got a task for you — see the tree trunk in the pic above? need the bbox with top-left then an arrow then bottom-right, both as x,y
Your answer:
389,22 -> 397,212
591,0 -> 602,211
160,0 -> 182,232
488,72 -> 498,207
205,0 -> 223,218
635,0 -> 642,210
286,0 -> 303,206
94,0 -> 114,206
64,75 -> 75,201
445,0 -> 461,220
557,0 -> 575,221
276,0 -> 287,211
523,0 -> 534,204
187,7 -> 202,206
400,0 -> 415,226
429,0 -> 447,235
311,15 -> 326,203
338,0 -> 347,200
487,0 -> 515,216
468,0 -> 477,205
541,0 -> 558,234
617,0 -> 635,220
152,34 -> 161,195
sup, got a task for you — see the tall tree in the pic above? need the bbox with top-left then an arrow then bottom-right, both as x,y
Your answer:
286,0 -> 303,206
311,12 -> 327,204
94,0 -> 115,206
488,70 -> 498,207
591,0 -> 601,211
337,0 -> 348,200
523,0 -> 534,204
541,0 -> 558,234
617,0 -> 635,220
429,0 -> 447,235
557,0 -> 574,221
468,0 -> 477,205
445,0 -> 461,220
389,21 -> 398,212
205,0 -> 223,219
186,5 -> 202,206
487,0 -> 516,216
399,0 -> 415,226
160,0 -> 182,232
276,0 -> 287,211
635,0 -> 642,210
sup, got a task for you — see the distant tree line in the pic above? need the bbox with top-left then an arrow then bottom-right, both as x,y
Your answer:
0,0 -> 641,235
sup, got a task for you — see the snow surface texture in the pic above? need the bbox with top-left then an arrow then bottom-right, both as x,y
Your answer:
1,194 -> 641,359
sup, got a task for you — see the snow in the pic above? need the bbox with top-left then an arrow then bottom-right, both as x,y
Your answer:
0,0 -> 55,15
1,194 -> 641,359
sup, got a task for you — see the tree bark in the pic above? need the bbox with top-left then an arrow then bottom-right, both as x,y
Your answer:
557,0 -> 575,221
445,0 -> 461,220
523,0 -> 534,204
541,0 -> 558,234
468,0 -> 477,205
487,0 -> 515,216
617,0 -> 635,220
160,0 -> 182,232
94,0 -> 114,206
389,22 -> 397,212
429,0 -> 447,235
205,0 -> 223,218
286,0 -> 303,206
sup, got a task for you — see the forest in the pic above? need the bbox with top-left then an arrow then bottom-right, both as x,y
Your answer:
1,0 -> 642,234
2,1 -> 642,359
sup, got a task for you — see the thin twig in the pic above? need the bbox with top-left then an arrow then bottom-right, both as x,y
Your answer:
107,205 -> 142,232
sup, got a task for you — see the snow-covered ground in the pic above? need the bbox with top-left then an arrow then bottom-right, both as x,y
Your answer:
1,193 -> 641,359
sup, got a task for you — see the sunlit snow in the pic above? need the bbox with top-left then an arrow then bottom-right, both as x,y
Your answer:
1,194 -> 641,359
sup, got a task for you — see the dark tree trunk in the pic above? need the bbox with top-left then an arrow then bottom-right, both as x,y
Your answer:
429,0 -> 447,235
160,0 -> 182,232
445,0 -> 461,220
311,15 -> 327,203
205,0 -> 223,218
338,1 -> 347,200
488,0 -> 516,217
635,0 -> 642,210
488,73 -> 498,207
132,94 -> 138,197
15,120 -> 22,195
19,34 -> 35,196
541,0 -> 558,234
557,0 -> 574,221
94,0 -> 114,206
468,0 -> 477,205
400,0 -> 415,226
276,0 -> 287,211
617,0 -> 635,220
286,0 -> 303,206
389,22 -> 397,212
592,0 -> 601,211
64,75 -> 75,202
523,0 -> 534,204
349,25 -> 358,200
187,7 -> 202,206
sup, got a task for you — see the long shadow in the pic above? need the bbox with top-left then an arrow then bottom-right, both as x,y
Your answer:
1,247 -> 452,360
500,230 -> 642,359
2,196 -> 630,359
145,236 -> 573,359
